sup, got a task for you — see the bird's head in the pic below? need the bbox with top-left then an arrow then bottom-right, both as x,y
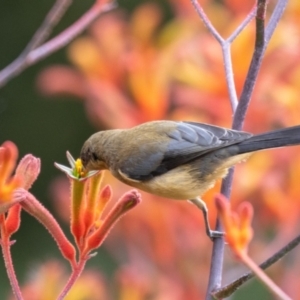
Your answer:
80,133 -> 108,171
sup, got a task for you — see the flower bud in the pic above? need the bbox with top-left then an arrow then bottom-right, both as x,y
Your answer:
15,154 -> 41,190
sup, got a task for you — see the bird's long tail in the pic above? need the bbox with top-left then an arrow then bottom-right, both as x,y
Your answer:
236,125 -> 300,154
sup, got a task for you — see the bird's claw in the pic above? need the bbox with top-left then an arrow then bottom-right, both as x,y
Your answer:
207,229 -> 225,241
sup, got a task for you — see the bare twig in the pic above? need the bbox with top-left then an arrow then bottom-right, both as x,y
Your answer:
190,0 -> 222,43
190,0 -> 255,112
224,6 -> 257,111
0,0 -> 72,88
0,0 -> 117,89
213,233 -> 300,299
227,6 -> 257,43
233,0 -> 288,130
221,43 -> 239,111
28,1 -> 116,63
206,2 -> 268,299
205,168 -> 234,300
265,0 -> 288,42
189,2 -> 257,299
22,0 -> 72,54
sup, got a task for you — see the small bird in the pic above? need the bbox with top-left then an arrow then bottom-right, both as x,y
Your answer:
80,120 -> 300,239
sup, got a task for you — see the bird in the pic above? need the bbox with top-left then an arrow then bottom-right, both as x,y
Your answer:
80,120 -> 300,239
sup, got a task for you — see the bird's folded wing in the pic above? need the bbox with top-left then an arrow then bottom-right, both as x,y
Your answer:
120,122 -> 252,181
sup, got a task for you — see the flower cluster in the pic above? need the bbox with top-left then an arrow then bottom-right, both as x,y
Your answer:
55,153 -> 141,259
0,141 -> 141,299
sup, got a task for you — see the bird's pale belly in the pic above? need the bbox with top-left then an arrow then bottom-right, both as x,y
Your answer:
116,164 -> 224,200
115,153 -> 251,200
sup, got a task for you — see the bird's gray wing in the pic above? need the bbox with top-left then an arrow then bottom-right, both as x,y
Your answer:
120,122 -> 252,181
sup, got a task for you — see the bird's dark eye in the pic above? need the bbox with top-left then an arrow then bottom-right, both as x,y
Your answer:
80,147 -> 95,166
91,151 -> 98,161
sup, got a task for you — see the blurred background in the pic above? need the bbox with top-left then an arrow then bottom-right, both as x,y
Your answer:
1,0 -> 300,299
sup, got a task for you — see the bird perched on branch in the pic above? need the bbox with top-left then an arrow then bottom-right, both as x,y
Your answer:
80,120 -> 300,239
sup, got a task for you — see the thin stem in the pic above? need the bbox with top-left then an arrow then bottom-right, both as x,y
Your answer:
0,0 -> 72,88
205,168 -> 234,300
22,0 -> 72,54
228,6 -> 257,43
206,2 -> 268,298
232,0 -> 267,130
57,258 -> 87,300
0,0 -> 117,88
0,218 -> 23,300
205,220 -> 225,300
190,0 -> 223,43
239,252 -> 291,300
190,1 -> 255,113
214,233 -> 300,298
221,42 -> 238,111
28,1 -> 116,64
187,0 -> 287,299
265,0 -> 288,43
17,189 -> 77,266
224,6 -> 257,111
189,2 -> 258,299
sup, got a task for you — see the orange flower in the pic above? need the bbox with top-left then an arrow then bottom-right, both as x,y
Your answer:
55,153 -> 142,257
0,142 -> 41,234
0,142 -> 21,208
215,194 -> 253,255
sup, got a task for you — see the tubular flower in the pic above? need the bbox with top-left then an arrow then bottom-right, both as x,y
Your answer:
55,152 -> 142,258
215,194 -> 253,256
0,142 -> 41,215
0,142 -> 21,211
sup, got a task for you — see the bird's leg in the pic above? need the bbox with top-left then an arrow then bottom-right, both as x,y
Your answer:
189,197 -> 224,240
